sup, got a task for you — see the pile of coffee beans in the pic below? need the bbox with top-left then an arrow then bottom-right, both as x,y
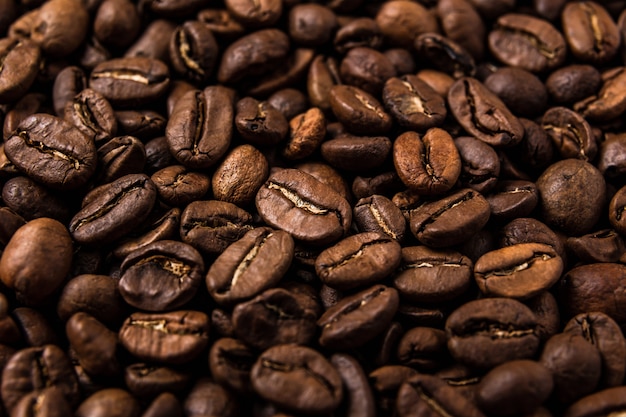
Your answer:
2,0 -> 626,415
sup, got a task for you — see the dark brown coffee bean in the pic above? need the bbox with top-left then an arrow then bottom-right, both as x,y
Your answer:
217,29 -> 289,84
256,168 -> 351,246
119,240 -> 204,311
113,208 -> 180,260
562,2 -> 620,64
455,136 -> 500,194
142,392 -> 183,417
542,107 -> 596,161
225,0 -> 282,28
474,243 -> 562,299
251,344 -> 343,415
307,55 -> 341,112
397,374 -> 486,417
437,0 -> 485,61
315,232 -> 401,291
145,136 -> 175,174
212,145 -> 269,206
415,33 -> 476,79
567,229 -> 626,263
574,67 -> 626,122
64,88 -> 117,145
296,161 -> 352,203
0,218 -> 71,306
488,13 -> 566,72
329,85 -> 392,135
124,363 -> 190,398
546,65 -> 602,104
353,194 -> 406,241
119,310 -> 209,364
564,386 -> 626,417
90,57 -> 170,107
598,133 -> 626,180
484,67 -> 547,118
321,135 -> 391,172
70,174 -> 157,245
97,135 -> 146,184
283,107 -> 326,160
183,377 -> 238,417
232,288 -> 318,350
340,47 -> 396,95
94,0 -> 140,49
28,0 -> 88,57
383,75 -> 447,131
125,19 -> 177,62
500,217 -> 566,260
334,17 -> 381,54
560,263 -> 626,328
524,291 -> 560,342
66,312 -> 120,377
10,307 -> 57,347
3,93 -> 47,139
180,200 -> 253,254
11,387 -> 72,417
116,110 -> 166,140
396,327 -> 449,371
393,246 -> 473,303
246,47 -> 315,97
564,312 -> 626,388
330,354 -> 375,417
446,297 -> 540,369
540,333 -> 601,404
486,180 -> 538,221
289,3 -> 337,46
146,0 -> 206,17
151,165 -> 210,207
5,114 -> 96,190
75,388 -> 140,417
537,159 -> 605,235
375,1 -> 438,47
318,285 -> 399,350
477,360 -> 553,416
1,345 -> 79,413
267,88 -> 308,121
209,337 -> 255,393
235,97 -> 288,147
196,9 -> 245,40
393,129 -> 461,195
0,45 -> 38,103
352,171 -> 404,200
166,86 -> 235,169
206,227 -> 294,306
2,176 -> 71,222
169,21 -> 218,84
610,185 -> 626,235
448,77 -> 524,147
410,188 -> 491,247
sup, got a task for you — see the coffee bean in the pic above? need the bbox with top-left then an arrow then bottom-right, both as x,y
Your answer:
212,144 -> 269,206
151,165 -> 210,207
415,33 -> 476,78
235,97 -> 288,146
334,17 -> 381,54
329,85 -> 392,135
2,176 -> 71,222
340,47 -> 396,95
66,312 -> 120,377
353,194 -> 407,241
183,378 -> 238,417
562,2 -> 620,64
143,392 -> 183,417
289,3 -> 337,47
208,337 -> 255,393
542,106 -> 597,161
383,75 -> 447,131
438,0 -> 485,61
567,229 -> 626,263
484,67 -> 547,118
455,135 -> 500,194
75,388 -> 140,417
97,135 -> 146,183
116,110 -> 166,140
375,1 -> 438,47
12,387 -> 72,417
331,354 -> 376,417
283,107 -> 326,160
124,363 -> 190,398
574,67 -> 626,122
546,65 -> 602,104
251,344 -> 343,415
307,55 -> 341,111
486,180 -> 539,221
169,21 -> 218,84
564,386 -> 626,417
396,326 -> 449,371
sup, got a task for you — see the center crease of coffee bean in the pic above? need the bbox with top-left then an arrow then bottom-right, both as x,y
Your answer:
74,100 -> 101,133
354,92 -> 386,119
413,385 -> 454,417
582,2 -> 605,53
463,81 -> 511,137
177,29 -> 204,76
134,255 -> 192,279
325,239 -> 390,269
416,191 -> 474,234
224,232 -> 273,292
481,252 -> 553,278
497,25 -> 558,59
542,123 -> 587,157
267,182 -> 330,215
17,130 -> 82,169
325,287 -> 386,327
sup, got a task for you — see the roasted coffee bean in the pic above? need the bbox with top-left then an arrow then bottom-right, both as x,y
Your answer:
146,0 -> 206,17
119,240 -> 204,311
500,217 -> 566,260
11,307 -> 57,347
12,387 -> 72,417
206,227 -> 294,306
375,1 -> 438,47
249,47 -> 315,97
124,363 -> 190,398
66,312 -> 120,377
235,97 -> 288,147
251,344 -> 343,415
537,159 -> 605,235
393,129 -> 460,195
283,107 -> 326,160
180,200 -> 253,254
540,333 -> 601,404
382,75 -> 447,131
112,208 -> 180,259
437,0 -> 485,61
169,21 -> 218,84
396,374 -> 486,417
196,9 -> 245,40
340,47 -> 396,95
209,337 -> 255,393
0,207 -> 25,248
476,360 -> 553,416
564,312 -> 626,388
116,110 -> 166,140
288,4 -> 336,47
0,218 -> 72,306
212,144 -> 269,206
484,67 -> 547,118
334,17 -> 381,54
542,107 -> 596,161
5,113 -> 97,190
256,168 -> 351,246
143,392 -> 183,417
610,185 -> 626,235
75,388 -> 140,417
318,285 -> 399,350
119,310 -> 209,365
217,29 -> 290,84
486,180 -> 538,221
307,55 -> 341,111
564,386 -> 626,417
448,77 -> 524,147
369,365 -> 419,416
329,85 -> 392,135
410,188 -> 491,247
225,0 -> 282,28
145,136 -> 175,173
1,345 -> 79,412
267,88 -> 308,121
97,135 -> 146,183
574,67 -> 626,122
296,161 -> 352,203
598,133 -> 626,180
446,297 -> 540,369
567,229 -> 626,263
546,65 -> 602,104
396,327 -> 449,371
28,0 -> 88,57
3,93 -> 47,139
232,287 -> 318,350
562,2 -> 620,64
322,135 -> 391,172
560,263 -> 626,328
89,57 -> 170,107
125,19 -> 176,62
151,165 -> 210,207
315,232 -> 401,291
488,13 -> 566,73
352,171 -> 404,200
393,246 -> 473,303
353,195 -> 406,241
70,174 -> 157,245
2,176 -> 71,222
94,0 -> 140,50
166,86 -> 235,169
455,135 -> 500,194
474,243 -> 562,299
331,354 -> 376,417
415,33 -> 476,79
183,377 -> 238,417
